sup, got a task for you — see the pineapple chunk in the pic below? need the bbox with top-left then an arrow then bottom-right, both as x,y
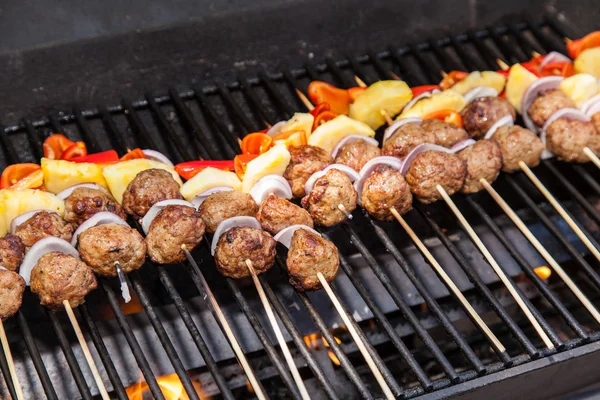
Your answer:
242,144 -> 291,193
308,115 -> 375,153
505,63 -> 538,113
41,158 -> 107,194
348,80 -> 413,129
560,73 -> 600,106
574,47 -> 600,78
450,71 -> 506,95
180,167 -> 242,201
0,189 -> 64,236
103,159 -> 182,204
398,90 -> 467,119
280,113 -> 314,137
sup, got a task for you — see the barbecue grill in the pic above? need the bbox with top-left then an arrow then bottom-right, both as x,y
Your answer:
0,5 -> 599,399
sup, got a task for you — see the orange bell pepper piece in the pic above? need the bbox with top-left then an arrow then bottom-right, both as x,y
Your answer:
540,62 -> 574,77
43,134 -> 76,159
347,87 -> 367,102
272,130 -> 307,149
423,109 -> 464,128
567,31 -> 600,59
308,81 -> 351,115
411,85 -> 441,97
0,164 -> 42,189
439,71 -> 469,90
234,154 -> 258,180
241,133 -> 273,155
61,141 -> 88,160
120,148 -> 146,161
175,160 -> 235,180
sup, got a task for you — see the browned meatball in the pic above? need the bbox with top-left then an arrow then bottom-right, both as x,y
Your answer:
461,97 -> 516,139
492,125 -> 544,172
0,269 -> 25,320
14,211 -> 75,249
284,145 -> 333,198
361,165 -> 413,221
334,139 -> 381,171
0,234 -> 25,272
421,118 -> 469,147
256,193 -> 313,235
64,187 -> 126,226
382,122 -> 437,158
592,112 -> 600,132
286,229 -> 339,291
122,169 -> 183,220
545,118 -> 600,163
458,140 -> 503,193
78,224 -> 147,277
301,168 -> 358,227
214,227 -> 276,279
198,190 -> 258,234
528,89 -> 576,127
405,151 -> 467,203
30,252 -> 97,311
146,205 -> 205,264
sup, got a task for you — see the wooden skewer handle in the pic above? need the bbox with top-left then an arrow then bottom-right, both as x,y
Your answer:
0,320 -> 24,400
583,147 -> 600,169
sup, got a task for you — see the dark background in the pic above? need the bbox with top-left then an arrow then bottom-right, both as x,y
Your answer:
0,0 -> 595,122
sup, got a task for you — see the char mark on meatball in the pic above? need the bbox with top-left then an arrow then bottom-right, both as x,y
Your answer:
460,96 -> 516,139
284,145 -> 333,198
122,168 -> 183,220
214,227 -> 276,279
14,211 -> 75,249
65,187 -> 126,225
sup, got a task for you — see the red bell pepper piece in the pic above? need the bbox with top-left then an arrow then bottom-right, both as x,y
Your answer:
241,133 -> 273,155
234,154 -> 258,180
312,111 -> 338,130
120,148 -> 146,161
540,61 -> 575,77
69,150 -> 119,164
308,81 -> 351,115
0,164 -> 42,189
309,102 -> 331,117
61,142 -> 88,160
567,31 -> 600,59
423,109 -> 464,128
411,85 -> 441,96
43,134 -> 76,159
175,160 -> 235,180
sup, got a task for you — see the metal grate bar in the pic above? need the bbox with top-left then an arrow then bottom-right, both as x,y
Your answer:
144,93 -> 188,163
575,165 -> 600,196
122,97 -> 160,150
23,119 -> 44,160
0,335 -> 18,399
163,89 -> 209,161
74,107 -> 102,154
99,106 -> 130,154
215,80 -> 259,133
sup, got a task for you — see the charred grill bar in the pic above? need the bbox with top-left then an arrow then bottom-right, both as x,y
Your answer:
0,12 -> 599,400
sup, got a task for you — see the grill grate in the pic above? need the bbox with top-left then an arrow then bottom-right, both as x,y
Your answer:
1,13 -> 600,400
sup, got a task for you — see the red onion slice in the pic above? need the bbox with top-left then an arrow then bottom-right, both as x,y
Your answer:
71,212 -> 129,247
142,150 -> 174,167
354,156 -> 404,203
540,108 -> 590,157
383,117 -> 423,143
521,76 -> 564,132
20,237 -> 79,285
451,139 -> 477,153
581,94 -> 600,117
484,115 -> 515,139
463,86 -> 498,103
211,216 -> 261,255
304,164 -> 360,195
402,89 -> 440,114
273,224 -> 321,249
266,121 -> 287,136
141,199 -> 195,235
191,186 -> 234,209
400,144 -> 452,176
250,175 -> 293,204
539,52 -> 572,73
331,135 -> 380,158
10,210 -> 58,234
56,183 -> 106,200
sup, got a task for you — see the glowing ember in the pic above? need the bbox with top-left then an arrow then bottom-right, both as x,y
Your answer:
126,373 -> 194,400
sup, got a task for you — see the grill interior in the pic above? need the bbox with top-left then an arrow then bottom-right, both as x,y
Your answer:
1,12 -> 600,400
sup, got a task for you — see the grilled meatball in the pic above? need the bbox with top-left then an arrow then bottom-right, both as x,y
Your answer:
301,168 -> 358,227
122,169 -> 183,220
146,205 -> 205,264
214,227 -> 276,279
421,118 -> 468,147
0,234 -> 25,272
286,229 -> 339,291
545,118 -> 600,163
14,211 -> 75,249
527,89 -> 576,127
405,151 -> 467,203
458,139 -> 503,193
284,145 -> 333,198
492,125 -> 544,172
334,139 -> 381,171
461,97 -> 516,139
0,269 -> 25,320
64,187 -> 126,225
361,165 -> 413,221
78,224 -> 146,277
256,193 -> 313,235
30,252 -> 97,311
591,112 -> 600,132
382,122 -> 437,158
199,190 -> 258,234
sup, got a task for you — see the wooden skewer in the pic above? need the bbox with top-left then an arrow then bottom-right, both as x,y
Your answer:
518,161 -> 600,263
295,89 -> 315,111
316,272 -> 395,400
436,184 -> 554,349
389,72 -> 402,81
532,51 -> 542,58
245,260 -> 310,400
337,204 -> 353,220
480,178 -> 600,323
182,246 -> 266,400
0,320 -> 24,400
496,59 -> 510,71
583,147 -> 600,169
354,75 -> 367,88
389,207 -> 507,353
564,37 -> 572,44
62,300 -> 111,400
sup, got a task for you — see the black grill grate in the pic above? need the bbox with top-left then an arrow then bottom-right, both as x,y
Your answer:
1,13 -> 600,400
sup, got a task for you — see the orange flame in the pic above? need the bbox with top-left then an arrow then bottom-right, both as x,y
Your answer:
303,332 -> 343,366
126,373 -> 208,400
